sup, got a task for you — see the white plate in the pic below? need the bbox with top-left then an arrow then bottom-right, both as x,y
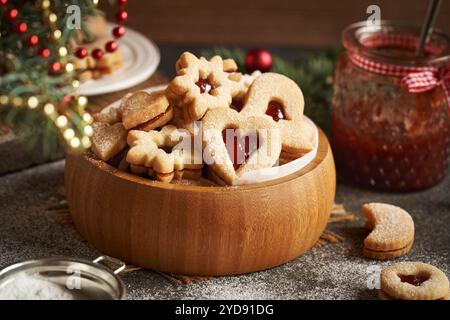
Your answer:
78,23 -> 160,96
101,85 -> 318,185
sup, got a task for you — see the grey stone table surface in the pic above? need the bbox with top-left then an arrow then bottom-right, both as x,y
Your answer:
0,160 -> 448,300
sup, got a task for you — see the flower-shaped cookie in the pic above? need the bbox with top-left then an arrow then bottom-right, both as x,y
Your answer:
166,52 -> 233,121
126,125 -> 203,182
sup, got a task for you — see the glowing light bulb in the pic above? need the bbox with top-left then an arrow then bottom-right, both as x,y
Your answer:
48,13 -> 57,23
82,136 -> 91,148
44,103 -> 55,115
65,63 -> 74,72
27,96 -> 39,109
78,96 -> 88,106
58,47 -> 67,57
82,113 -> 93,123
56,115 -> 68,127
72,80 -> 80,88
70,137 -> 80,148
84,125 -> 93,136
63,128 -> 75,140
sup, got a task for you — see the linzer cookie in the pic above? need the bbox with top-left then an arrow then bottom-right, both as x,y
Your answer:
93,106 -> 122,125
202,108 -> 281,185
379,262 -> 449,300
222,58 -> 238,72
362,203 -> 414,260
120,91 -> 173,131
228,71 -> 261,111
240,72 -> 313,155
126,125 -> 203,183
91,122 -> 127,162
166,52 -> 233,121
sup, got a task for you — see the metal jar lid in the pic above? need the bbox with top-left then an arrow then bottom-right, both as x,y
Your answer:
0,255 -> 126,300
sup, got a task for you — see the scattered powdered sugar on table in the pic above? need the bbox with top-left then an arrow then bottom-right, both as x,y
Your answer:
0,274 -> 75,300
1,160 -> 448,300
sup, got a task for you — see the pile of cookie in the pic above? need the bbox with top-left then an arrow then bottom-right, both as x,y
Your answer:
90,52 -> 314,186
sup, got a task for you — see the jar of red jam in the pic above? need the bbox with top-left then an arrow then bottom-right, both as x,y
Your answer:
332,21 -> 450,192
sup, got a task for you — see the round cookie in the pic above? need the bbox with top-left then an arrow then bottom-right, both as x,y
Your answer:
380,262 -> 450,300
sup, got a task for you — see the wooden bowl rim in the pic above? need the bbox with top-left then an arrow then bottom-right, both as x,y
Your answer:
77,128 -> 329,194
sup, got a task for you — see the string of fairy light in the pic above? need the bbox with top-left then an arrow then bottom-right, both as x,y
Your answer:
40,0 -> 93,149
1,0 -> 128,149
0,0 -> 96,150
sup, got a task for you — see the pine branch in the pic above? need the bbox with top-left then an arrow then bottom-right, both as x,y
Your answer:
0,0 -> 100,158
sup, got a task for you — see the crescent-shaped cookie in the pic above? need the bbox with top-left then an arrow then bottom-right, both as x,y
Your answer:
362,203 -> 414,259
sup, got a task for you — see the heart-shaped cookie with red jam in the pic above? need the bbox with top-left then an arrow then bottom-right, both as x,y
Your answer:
240,72 -> 313,156
202,108 -> 281,185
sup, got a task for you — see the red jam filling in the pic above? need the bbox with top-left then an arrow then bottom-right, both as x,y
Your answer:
222,129 -> 260,170
196,78 -> 213,94
265,101 -> 285,122
230,98 -> 244,112
399,274 -> 429,286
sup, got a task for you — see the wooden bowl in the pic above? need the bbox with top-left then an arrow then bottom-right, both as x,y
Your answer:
65,128 -> 336,276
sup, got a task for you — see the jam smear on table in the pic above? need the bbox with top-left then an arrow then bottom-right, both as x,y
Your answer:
399,274 -> 429,286
265,101 -> 285,122
222,129 -> 260,170
196,78 -> 213,94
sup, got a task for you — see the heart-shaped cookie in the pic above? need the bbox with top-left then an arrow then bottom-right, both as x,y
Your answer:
91,122 -> 127,161
240,72 -> 313,155
202,108 -> 281,185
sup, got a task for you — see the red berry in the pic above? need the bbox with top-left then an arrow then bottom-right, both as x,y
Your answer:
105,40 -> 118,53
15,22 -> 27,33
0,0 -> 8,6
117,0 -> 127,5
113,25 -> 125,38
6,8 -> 18,20
27,35 -> 39,46
75,47 -> 88,59
92,48 -> 104,60
39,48 -> 51,58
116,10 -> 128,23
51,62 -> 62,72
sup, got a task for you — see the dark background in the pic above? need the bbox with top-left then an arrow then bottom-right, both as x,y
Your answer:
102,0 -> 450,47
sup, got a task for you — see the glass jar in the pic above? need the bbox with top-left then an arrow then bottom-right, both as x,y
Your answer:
331,21 -> 450,192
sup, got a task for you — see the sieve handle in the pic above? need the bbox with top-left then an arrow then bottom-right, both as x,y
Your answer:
93,255 -> 126,274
